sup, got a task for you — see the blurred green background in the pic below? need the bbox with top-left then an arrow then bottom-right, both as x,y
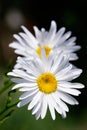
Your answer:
0,0 -> 87,130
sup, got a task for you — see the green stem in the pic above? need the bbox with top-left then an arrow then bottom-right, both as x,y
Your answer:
0,80 -> 13,95
0,100 -> 19,115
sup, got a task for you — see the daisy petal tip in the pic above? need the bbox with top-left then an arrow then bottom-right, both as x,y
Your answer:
53,117 -> 56,120
28,106 -> 31,110
74,100 -> 79,105
13,34 -> 17,38
51,115 -> 56,120
9,43 -> 13,47
35,117 -> 39,120
33,26 -> 37,30
7,72 -> 12,76
60,27 -> 66,33
61,112 -> 67,119
7,72 -> 10,76
76,102 -> 79,105
80,69 -> 83,73
82,84 -> 85,88
41,115 -> 44,120
62,115 -> 67,119
21,25 -> 25,30
11,87 -> 16,90
17,103 -> 21,108
51,20 -> 56,25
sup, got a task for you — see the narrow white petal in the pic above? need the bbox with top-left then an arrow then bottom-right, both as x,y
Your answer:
59,81 -> 85,89
58,69 -> 82,81
47,20 -> 56,41
57,91 -> 79,105
50,52 -> 65,73
41,48 -> 48,71
33,26 -> 43,43
68,53 -> 78,61
19,87 -> 37,92
52,92 -> 69,112
47,95 -> 56,120
13,34 -> 25,46
12,83 -> 37,90
19,89 -> 38,100
19,33 -> 37,49
61,110 -> 67,118
17,96 -> 33,107
21,25 -> 38,45
28,92 -> 42,110
9,42 -> 24,50
35,108 -> 41,120
55,64 -> 72,79
58,31 -> 72,45
65,37 -> 76,46
11,78 -> 28,83
49,94 -> 63,114
58,87 -> 81,96
41,95 -> 48,119
54,27 -> 66,42
7,72 -> 18,77
12,69 -> 37,80
32,102 -> 41,115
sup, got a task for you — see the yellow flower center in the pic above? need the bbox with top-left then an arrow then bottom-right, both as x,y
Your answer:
37,72 -> 57,94
36,46 -> 51,58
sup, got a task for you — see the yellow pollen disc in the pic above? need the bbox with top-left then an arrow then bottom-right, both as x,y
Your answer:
36,46 -> 51,58
37,72 -> 57,94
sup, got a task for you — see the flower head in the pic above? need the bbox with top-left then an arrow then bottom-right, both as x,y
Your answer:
9,20 -> 81,61
8,50 -> 84,120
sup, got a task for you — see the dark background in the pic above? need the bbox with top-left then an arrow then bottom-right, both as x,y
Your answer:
0,0 -> 87,130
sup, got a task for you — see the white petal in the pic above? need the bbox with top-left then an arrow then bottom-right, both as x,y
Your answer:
19,87 -> 37,92
21,25 -> 38,45
47,95 -> 56,120
68,53 -> 78,61
41,95 -> 48,119
28,91 -> 42,110
59,81 -> 85,89
19,32 -> 37,49
55,64 -> 72,79
35,108 -> 41,120
58,69 -> 82,81
58,87 -> 81,96
19,89 -> 38,100
12,69 -> 38,80
7,72 -> 19,77
32,102 -> 41,115
57,91 -> 79,105
9,42 -> 24,50
33,26 -> 41,40
50,52 -> 65,73
13,34 -> 25,46
17,96 -> 33,107
41,48 -> 48,71
58,31 -> 72,45
12,83 -> 37,90
61,110 -> 67,118
11,78 -> 29,83
52,92 -> 69,112
53,27 -> 66,45
65,37 -> 76,46
47,20 -> 56,41
49,94 -> 63,115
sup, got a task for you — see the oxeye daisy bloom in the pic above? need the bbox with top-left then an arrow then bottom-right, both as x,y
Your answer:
9,20 -> 81,61
7,50 -> 84,120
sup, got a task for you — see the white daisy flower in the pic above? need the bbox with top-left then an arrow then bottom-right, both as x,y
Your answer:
7,49 -> 84,120
9,20 -> 81,61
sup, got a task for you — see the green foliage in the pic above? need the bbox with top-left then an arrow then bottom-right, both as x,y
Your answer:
0,63 -> 19,125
